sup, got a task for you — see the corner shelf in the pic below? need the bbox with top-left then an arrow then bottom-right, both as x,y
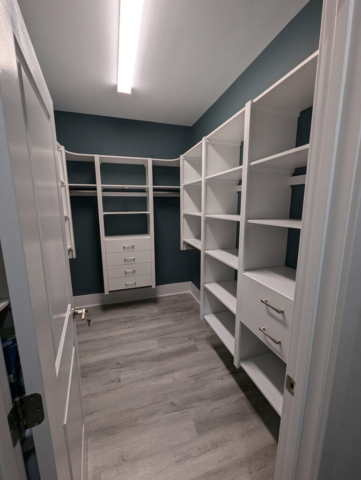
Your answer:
206,248 -> 238,270
204,280 -> 237,315
251,145 -> 309,170
204,311 -> 235,355
184,238 -> 201,250
243,266 -> 296,300
240,352 -> 286,416
206,165 -> 243,182
206,214 -> 240,222
247,219 -> 302,229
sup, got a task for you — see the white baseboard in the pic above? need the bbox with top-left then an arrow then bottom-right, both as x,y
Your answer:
189,282 -> 200,303
73,281 -> 200,309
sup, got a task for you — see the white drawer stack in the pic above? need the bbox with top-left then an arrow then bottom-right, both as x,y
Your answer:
241,266 -> 296,363
105,235 -> 152,291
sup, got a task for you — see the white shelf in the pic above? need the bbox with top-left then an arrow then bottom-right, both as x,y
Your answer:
105,234 -> 150,240
183,212 -> 202,217
251,145 -> 309,170
69,183 -> 96,188
206,165 -> 243,182
206,214 -> 240,222
207,108 -> 245,144
206,248 -> 238,270
240,352 -> 286,416
184,238 -> 201,250
253,51 -> 318,112
101,184 -> 149,189
244,266 -> 296,300
183,178 -> 202,187
153,186 -> 180,190
247,219 -> 302,229
204,280 -> 237,315
183,141 -> 202,160
103,211 -> 150,215
0,299 -> 10,313
204,311 -> 235,355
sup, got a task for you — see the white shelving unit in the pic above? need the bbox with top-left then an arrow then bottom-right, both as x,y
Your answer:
62,51 -> 319,417
178,50 -> 319,416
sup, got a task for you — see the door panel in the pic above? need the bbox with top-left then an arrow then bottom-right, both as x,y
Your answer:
20,65 -> 71,353
64,347 -> 84,480
0,2 -> 84,478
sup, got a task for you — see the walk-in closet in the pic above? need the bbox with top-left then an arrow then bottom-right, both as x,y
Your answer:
0,0 -> 360,479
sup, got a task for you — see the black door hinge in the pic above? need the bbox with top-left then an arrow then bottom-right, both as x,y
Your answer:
8,393 -> 45,447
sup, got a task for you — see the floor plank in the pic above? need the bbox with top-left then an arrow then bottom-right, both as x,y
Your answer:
76,293 -> 280,480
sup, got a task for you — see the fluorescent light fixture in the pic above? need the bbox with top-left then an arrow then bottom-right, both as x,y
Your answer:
117,0 -> 144,94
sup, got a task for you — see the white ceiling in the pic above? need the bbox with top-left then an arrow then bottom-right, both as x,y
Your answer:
18,0 -> 308,126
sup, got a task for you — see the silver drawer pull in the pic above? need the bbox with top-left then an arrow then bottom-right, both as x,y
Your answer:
124,257 -> 135,261
259,326 -> 281,345
261,299 -> 284,314
126,281 -> 136,287
123,244 -> 134,249
125,269 -> 136,274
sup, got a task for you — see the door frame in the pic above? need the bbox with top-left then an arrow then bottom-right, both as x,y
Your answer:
276,0 -> 361,477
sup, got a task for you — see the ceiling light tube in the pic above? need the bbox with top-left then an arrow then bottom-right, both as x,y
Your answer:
117,0 -> 144,94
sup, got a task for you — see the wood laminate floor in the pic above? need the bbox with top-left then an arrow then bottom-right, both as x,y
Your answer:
76,293 -> 280,480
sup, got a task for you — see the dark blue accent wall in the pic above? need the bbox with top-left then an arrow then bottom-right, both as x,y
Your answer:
191,0 -> 323,144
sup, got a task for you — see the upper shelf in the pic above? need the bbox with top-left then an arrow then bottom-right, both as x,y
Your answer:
65,151 -> 95,162
206,165 -> 243,183
207,108 -> 245,144
183,141 -> 202,160
251,145 -> 309,170
206,248 -> 238,270
247,219 -> 302,229
152,186 -> 180,190
253,51 -> 318,113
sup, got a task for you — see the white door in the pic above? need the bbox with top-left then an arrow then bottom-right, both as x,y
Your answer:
0,1 -> 85,479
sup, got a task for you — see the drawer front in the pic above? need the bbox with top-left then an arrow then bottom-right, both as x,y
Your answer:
241,274 -> 293,331
241,300 -> 290,363
106,250 -> 151,266
105,237 -> 151,253
107,262 -> 152,279
108,274 -> 152,292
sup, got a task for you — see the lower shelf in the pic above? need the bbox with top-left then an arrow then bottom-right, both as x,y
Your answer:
240,352 -> 286,416
184,238 -> 201,250
204,280 -> 237,315
204,311 -> 235,355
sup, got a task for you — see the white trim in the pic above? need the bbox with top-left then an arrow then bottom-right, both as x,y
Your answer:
190,282 -> 200,303
55,303 -> 72,377
275,0 -> 361,477
73,281 -> 199,308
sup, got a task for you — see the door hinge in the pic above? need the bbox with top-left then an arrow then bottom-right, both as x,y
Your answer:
286,375 -> 296,396
8,393 -> 45,447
